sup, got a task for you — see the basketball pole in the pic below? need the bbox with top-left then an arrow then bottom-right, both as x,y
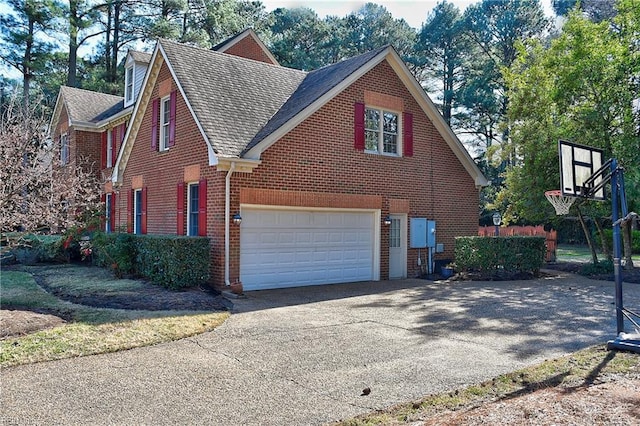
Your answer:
610,159 -> 624,335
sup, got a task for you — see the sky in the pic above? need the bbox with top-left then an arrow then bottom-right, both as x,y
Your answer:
261,0 -> 555,29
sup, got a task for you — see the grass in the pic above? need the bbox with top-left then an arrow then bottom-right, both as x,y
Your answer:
336,345 -> 640,425
0,268 -> 228,368
556,244 -> 640,263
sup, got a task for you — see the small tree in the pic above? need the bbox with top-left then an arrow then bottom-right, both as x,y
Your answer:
0,94 -> 101,239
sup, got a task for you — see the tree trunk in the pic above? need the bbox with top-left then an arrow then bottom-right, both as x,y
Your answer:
105,1 -> 112,80
594,217 -> 612,261
110,0 -> 121,86
622,220 -> 634,270
23,18 -> 34,110
67,0 -> 79,87
576,204 -> 598,264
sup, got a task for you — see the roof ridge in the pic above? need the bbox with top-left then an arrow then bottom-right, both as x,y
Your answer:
61,85 -> 124,100
158,38 -> 305,75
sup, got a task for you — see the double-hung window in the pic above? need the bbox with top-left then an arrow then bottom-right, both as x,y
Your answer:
106,129 -> 113,168
60,133 -> 70,165
187,183 -> 199,236
365,107 -> 399,155
159,96 -> 171,151
125,66 -> 134,104
105,193 -> 112,233
134,189 -> 143,234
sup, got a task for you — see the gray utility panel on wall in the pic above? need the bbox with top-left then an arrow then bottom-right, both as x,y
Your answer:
409,218 -> 436,248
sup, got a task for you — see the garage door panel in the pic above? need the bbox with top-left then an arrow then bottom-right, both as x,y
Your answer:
240,209 -> 375,290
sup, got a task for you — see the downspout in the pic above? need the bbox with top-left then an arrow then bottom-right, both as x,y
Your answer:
224,162 -> 236,287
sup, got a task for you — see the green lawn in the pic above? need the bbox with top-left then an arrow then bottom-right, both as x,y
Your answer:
0,266 -> 228,368
556,244 -> 640,263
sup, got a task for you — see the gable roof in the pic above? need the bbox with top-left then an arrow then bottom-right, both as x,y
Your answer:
161,39 -> 306,155
245,46 -> 388,155
212,28 -> 279,65
114,38 -> 488,187
49,86 -> 125,135
128,50 -> 152,64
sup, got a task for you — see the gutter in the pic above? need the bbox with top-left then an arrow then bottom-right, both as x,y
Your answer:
224,161 -> 236,287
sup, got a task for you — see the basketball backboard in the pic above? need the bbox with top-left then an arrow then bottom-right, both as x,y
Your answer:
559,140 -> 605,200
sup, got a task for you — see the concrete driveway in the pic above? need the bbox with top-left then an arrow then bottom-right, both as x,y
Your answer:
2,272 -> 638,425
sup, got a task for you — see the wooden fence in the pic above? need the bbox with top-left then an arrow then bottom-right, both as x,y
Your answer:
478,225 -> 557,262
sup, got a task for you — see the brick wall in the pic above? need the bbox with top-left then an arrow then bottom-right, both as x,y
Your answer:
116,57 -> 480,286
222,36 -> 277,65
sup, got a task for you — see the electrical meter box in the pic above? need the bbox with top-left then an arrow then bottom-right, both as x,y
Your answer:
410,219 -> 436,248
410,218 -> 426,248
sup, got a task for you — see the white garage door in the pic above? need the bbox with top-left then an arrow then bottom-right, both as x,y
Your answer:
240,208 -> 376,290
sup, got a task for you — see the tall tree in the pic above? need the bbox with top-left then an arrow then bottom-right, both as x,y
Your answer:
191,0 -> 267,47
415,1 -> 471,126
499,1 -> 639,264
66,0 -> 103,87
342,3 -> 416,60
0,0 -> 61,107
461,0 -> 549,152
266,7 -> 331,70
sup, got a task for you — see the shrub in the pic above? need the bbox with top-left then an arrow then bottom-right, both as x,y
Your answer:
580,259 -> 614,276
601,229 -> 640,254
455,236 -> 546,279
135,235 -> 210,289
8,234 -> 64,264
92,232 -> 136,278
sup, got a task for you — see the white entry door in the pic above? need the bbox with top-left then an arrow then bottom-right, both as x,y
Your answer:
240,208 -> 377,290
388,214 -> 407,279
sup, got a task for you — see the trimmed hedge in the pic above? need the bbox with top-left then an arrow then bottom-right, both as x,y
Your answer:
92,233 -> 210,289
455,236 -> 546,279
135,235 -> 210,289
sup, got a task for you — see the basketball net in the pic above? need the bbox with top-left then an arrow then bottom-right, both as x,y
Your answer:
545,190 -> 576,215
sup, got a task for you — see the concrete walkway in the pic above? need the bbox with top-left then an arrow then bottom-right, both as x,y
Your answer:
2,272 -> 638,425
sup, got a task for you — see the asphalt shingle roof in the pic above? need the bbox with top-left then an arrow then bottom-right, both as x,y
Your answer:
129,50 -> 151,64
244,46 -> 389,154
60,86 -> 124,123
159,39 -> 307,156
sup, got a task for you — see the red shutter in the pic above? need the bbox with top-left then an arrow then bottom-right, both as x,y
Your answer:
168,90 -> 177,147
120,123 -> 126,143
177,182 -> 185,235
151,98 -> 159,150
110,192 -> 117,233
198,179 -> 207,236
354,102 -> 365,151
141,187 -> 148,234
403,112 -> 413,157
101,132 -> 107,169
127,189 -> 133,233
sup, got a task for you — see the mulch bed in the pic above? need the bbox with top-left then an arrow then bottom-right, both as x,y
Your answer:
3,264 -> 231,312
544,262 -> 640,284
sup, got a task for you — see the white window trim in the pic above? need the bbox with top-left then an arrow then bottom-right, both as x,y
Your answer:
187,182 -> 199,236
134,189 -> 142,235
159,95 -> 171,151
364,106 -> 402,157
106,128 -> 113,168
125,66 -> 134,104
60,133 -> 69,165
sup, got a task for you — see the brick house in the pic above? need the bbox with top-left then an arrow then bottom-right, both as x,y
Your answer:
49,29 -> 273,233
109,34 -> 488,291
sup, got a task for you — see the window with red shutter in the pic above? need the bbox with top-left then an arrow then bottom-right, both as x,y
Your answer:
168,90 -> 177,147
177,182 -> 185,235
198,179 -> 207,236
403,112 -> 413,157
101,132 -> 107,169
141,187 -> 147,234
127,189 -> 133,233
151,98 -> 159,150
354,102 -> 365,151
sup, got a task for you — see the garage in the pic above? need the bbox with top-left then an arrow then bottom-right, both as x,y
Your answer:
240,208 -> 379,290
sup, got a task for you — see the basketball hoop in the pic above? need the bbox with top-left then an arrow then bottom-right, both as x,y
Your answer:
545,190 -> 576,215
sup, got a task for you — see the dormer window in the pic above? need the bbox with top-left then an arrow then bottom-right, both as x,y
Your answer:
125,66 -> 134,104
